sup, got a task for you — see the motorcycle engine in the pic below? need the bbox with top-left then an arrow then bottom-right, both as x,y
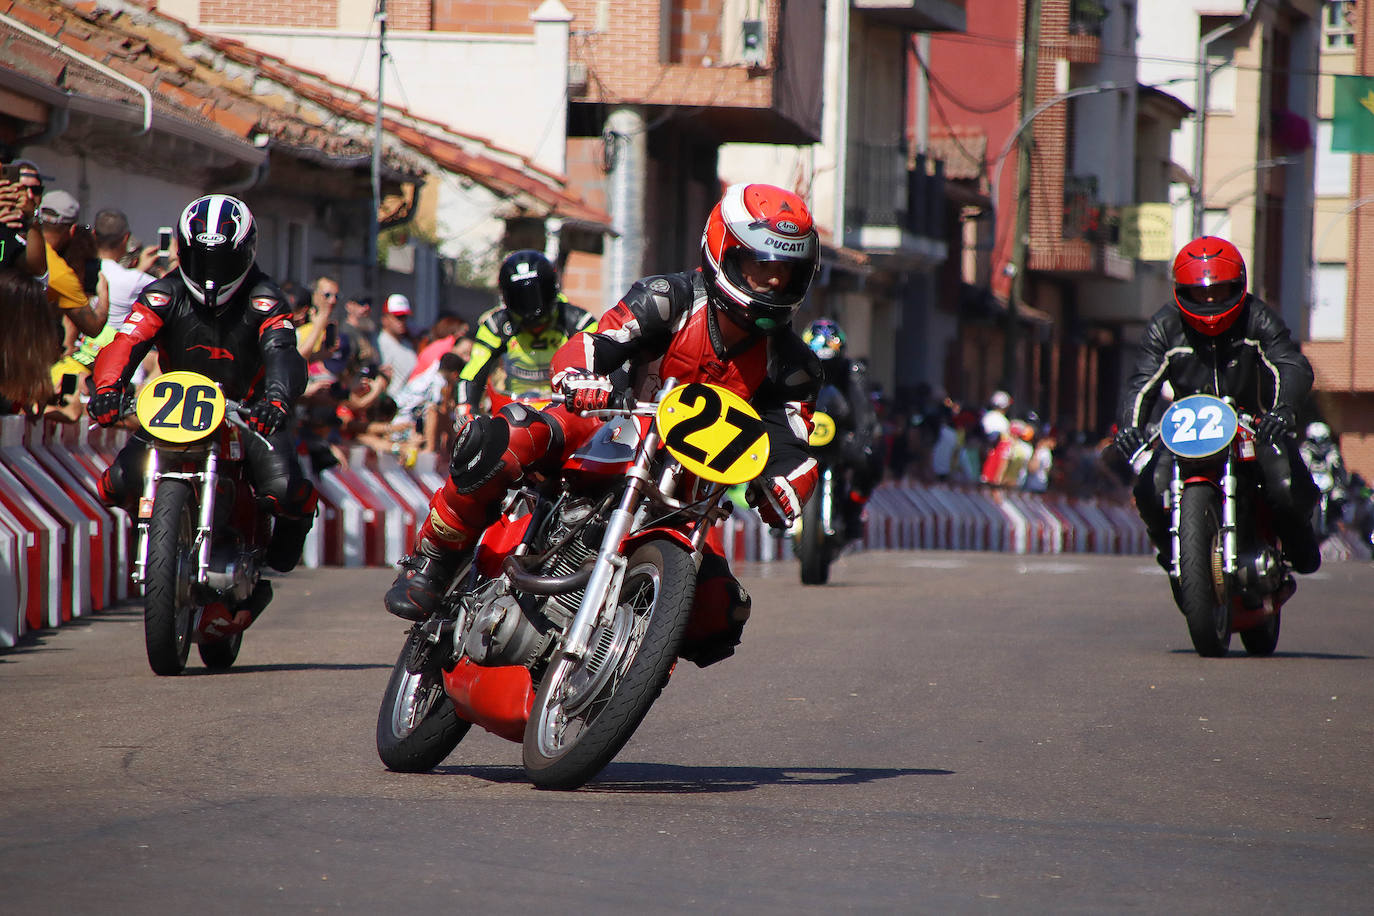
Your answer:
458,498 -> 604,669
1235,544 -> 1282,600
204,538 -> 258,602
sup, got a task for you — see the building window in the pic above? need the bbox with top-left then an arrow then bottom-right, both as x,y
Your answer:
1311,263 -> 1347,340
1316,121 -> 1353,196
1324,1 -> 1356,50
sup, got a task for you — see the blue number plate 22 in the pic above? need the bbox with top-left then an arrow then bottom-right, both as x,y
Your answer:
1160,393 -> 1237,459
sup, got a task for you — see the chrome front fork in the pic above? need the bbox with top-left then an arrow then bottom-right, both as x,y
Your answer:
131,448 -> 219,590
1167,455 -> 1238,580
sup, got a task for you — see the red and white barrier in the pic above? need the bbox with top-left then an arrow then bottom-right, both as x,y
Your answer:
12,413 -> 1371,647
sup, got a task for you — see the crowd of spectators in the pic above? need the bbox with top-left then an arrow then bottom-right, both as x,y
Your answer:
0,152 -> 1131,506
869,383 -> 1132,503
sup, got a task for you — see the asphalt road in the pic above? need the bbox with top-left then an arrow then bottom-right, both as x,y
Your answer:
2,551 -> 1372,914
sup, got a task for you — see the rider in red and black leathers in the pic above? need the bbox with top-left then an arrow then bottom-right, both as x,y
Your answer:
90,195 -> 316,573
1115,235 -> 1321,576
386,183 -> 823,665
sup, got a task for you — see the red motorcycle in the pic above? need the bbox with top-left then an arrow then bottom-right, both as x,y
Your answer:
129,370 -> 275,675
376,378 -> 769,789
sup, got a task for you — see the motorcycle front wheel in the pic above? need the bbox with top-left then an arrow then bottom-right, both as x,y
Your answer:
797,490 -> 831,585
376,627 -> 471,772
1177,484 -> 1232,657
143,479 -> 199,676
523,539 -> 696,790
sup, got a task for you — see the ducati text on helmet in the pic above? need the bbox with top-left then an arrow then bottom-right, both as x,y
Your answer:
177,194 -> 257,313
701,183 -> 819,334
498,250 -> 559,327
1172,235 -> 1247,337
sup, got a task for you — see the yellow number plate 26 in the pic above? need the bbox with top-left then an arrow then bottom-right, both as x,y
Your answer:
656,383 -> 769,485
135,370 -> 227,444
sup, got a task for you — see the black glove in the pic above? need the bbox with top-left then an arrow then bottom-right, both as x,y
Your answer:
1114,426 -> 1147,463
1256,405 -> 1296,446
88,385 -> 126,427
247,398 -> 289,436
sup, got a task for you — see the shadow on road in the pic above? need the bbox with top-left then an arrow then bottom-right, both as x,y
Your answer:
184,662 -> 393,674
1167,649 -> 1369,660
435,762 -> 952,793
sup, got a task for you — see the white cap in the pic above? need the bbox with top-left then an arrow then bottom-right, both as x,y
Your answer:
990,390 -> 1012,410
385,293 -> 411,316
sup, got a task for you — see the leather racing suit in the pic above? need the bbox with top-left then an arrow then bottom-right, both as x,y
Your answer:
413,268 -> 822,665
1118,295 -> 1320,572
92,267 -> 317,549
456,298 -> 596,411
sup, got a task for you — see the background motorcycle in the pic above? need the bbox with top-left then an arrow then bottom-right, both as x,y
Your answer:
128,370 -> 274,675
794,383 -> 857,585
1136,394 -> 1289,657
376,379 -> 769,789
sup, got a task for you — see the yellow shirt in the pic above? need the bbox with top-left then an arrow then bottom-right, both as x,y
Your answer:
44,243 -> 87,312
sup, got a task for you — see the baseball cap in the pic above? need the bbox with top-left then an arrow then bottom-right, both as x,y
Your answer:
990,390 -> 1012,410
37,189 -> 80,225
11,159 -> 54,181
385,293 -> 411,316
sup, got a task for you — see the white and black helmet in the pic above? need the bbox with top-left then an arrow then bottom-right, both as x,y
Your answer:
177,194 -> 257,312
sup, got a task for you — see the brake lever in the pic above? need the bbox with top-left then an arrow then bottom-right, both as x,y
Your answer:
224,399 -> 276,452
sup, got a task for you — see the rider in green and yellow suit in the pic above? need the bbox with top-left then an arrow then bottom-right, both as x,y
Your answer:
455,249 -> 596,416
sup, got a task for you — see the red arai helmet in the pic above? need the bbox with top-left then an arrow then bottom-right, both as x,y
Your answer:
1172,235 -> 1248,336
701,183 -> 819,334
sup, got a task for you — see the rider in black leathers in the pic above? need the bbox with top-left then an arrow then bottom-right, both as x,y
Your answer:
802,318 -> 881,536
89,194 -> 316,572
1115,235 -> 1321,576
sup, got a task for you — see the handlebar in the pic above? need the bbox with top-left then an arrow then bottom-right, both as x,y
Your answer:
548,390 -> 640,415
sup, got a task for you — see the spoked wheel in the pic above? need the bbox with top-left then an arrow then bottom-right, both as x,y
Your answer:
1177,485 -> 1232,657
143,480 -> 199,676
376,627 -> 470,772
797,490 -> 831,585
523,540 -> 696,790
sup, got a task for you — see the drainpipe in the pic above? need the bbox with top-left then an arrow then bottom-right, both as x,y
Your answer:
1190,0 -> 1261,238
0,12 -> 152,136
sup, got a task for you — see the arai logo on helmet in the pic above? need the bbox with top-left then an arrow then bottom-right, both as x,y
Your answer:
775,219 -> 800,234
197,232 -> 227,246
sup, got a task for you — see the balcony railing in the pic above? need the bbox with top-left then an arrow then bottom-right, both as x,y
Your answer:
1063,175 -> 1119,244
845,143 -> 947,250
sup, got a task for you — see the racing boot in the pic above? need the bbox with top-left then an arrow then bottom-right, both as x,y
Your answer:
265,514 -> 314,572
1277,514 -> 1322,575
385,537 -> 462,622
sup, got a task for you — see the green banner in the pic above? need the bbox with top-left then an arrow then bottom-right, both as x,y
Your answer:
1332,74 -> 1374,153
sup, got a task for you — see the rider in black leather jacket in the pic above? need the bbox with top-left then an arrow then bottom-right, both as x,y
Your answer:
1115,235 -> 1320,575
803,318 -> 881,535
89,195 -> 316,572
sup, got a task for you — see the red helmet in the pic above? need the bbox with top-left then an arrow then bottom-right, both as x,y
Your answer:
1172,235 -> 1247,336
701,183 -> 818,334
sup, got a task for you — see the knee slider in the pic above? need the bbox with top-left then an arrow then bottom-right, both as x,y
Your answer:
448,414 -> 511,494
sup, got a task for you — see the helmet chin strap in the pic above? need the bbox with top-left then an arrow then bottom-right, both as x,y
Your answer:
204,279 -> 218,312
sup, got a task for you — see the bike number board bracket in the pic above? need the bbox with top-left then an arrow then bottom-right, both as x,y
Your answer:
656,383 -> 770,485
809,411 -> 836,447
1160,393 -> 1237,459
134,370 -> 227,444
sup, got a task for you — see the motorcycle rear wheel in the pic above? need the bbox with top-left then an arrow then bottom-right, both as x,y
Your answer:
797,491 -> 831,585
376,627 -> 471,772
1177,485 -> 1232,657
143,479 -> 199,676
1239,611 -> 1281,656
198,632 -> 243,670
523,539 -> 696,790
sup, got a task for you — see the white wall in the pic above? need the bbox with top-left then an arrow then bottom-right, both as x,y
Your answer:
22,147 -> 205,250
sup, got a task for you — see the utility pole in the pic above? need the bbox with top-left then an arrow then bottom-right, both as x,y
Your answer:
371,0 -> 388,303
1004,0 -> 1040,400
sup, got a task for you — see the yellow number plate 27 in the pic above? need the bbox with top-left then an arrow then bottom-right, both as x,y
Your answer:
134,370 -> 227,444
656,383 -> 769,485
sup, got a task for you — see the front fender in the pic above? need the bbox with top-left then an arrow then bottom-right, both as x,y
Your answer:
620,526 -> 696,559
